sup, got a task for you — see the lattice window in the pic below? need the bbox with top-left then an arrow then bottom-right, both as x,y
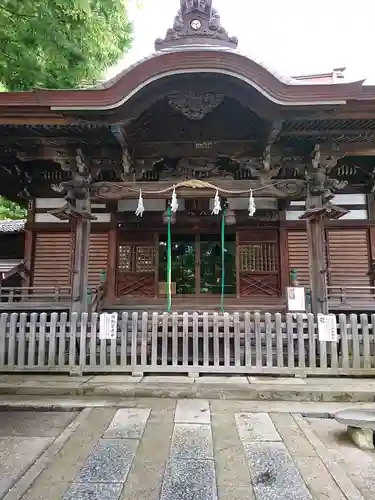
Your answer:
135,246 -> 156,272
118,244 -> 156,273
239,243 -> 277,272
118,245 -> 132,271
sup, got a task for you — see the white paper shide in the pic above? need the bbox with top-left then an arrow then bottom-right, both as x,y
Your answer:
99,312 -> 118,340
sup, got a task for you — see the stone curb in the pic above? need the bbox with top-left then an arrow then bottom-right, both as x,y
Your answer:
0,383 -> 373,402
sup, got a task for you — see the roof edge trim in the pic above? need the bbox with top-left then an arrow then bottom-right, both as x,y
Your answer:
51,68 -> 347,111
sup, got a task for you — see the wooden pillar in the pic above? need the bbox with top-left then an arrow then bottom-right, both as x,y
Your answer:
279,227 -> 289,292
23,200 -> 35,288
305,194 -> 328,315
367,194 -> 375,262
106,213 -> 117,302
71,198 -> 91,314
154,232 -> 159,298
235,231 -> 240,298
278,201 -> 289,294
48,149 -> 97,314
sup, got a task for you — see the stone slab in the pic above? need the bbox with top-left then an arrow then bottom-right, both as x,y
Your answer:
243,441 -> 312,500
75,438 -> 138,483
160,459 -> 217,500
103,409 -> 150,439
270,413 -> 316,457
0,411 -> 78,437
211,406 -> 255,500
0,375 -> 91,384
87,376 -> 142,385
0,437 -> 52,498
306,378 -> 375,387
1,378 -> 375,402
235,412 -> 281,443
2,409 -> 92,500
335,408 -> 375,429
142,376 -> 194,384
196,376 -> 249,385
175,399 -> 211,424
63,483 -> 123,500
118,402 -> 175,500
248,377 -> 306,385
293,456 -> 347,500
19,381 -> 83,389
170,424 -> 214,460
294,414 -> 366,500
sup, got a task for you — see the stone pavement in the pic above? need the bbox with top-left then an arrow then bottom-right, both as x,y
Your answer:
1,399 -> 375,500
1,374 -> 375,401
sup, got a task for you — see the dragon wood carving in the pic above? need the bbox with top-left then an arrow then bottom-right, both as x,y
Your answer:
50,149 -> 97,220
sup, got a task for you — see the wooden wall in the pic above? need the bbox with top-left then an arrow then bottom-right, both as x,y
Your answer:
29,198 -> 111,290
33,231 -> 74,288
31,228 -> 110,289
286,230 -> 310,286
285,226 -> 372,289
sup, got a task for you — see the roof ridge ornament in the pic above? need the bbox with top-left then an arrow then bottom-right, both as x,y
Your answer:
154,0 -> 238,51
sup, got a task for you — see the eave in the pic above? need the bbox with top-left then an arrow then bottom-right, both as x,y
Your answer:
0,50 -> 373,116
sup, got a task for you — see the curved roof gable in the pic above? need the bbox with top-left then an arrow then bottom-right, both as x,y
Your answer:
0,0 -> 374,112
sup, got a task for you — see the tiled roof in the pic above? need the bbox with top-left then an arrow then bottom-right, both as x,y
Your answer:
0,220 -> 25,233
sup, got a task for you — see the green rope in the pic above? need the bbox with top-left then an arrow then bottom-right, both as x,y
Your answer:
167,206 -> 172,313
220,210 -> 226,313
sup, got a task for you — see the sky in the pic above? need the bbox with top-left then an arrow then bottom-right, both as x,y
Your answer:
108,0 -> 375,84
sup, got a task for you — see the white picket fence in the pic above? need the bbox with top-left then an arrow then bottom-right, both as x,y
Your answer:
0,312 -> 374,376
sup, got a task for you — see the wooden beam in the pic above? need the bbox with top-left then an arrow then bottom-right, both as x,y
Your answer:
133,140 -> 258,158
282,129 -> 375,137
319,143 -> 375,156
267,120 -> 283,143
0,117 -> 72,125
110,125 -> 129,148
91,179 -> 306,200
17,146 -> 122,161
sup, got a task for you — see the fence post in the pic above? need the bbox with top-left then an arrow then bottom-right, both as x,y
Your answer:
8,313 -> 17,367
18,313 -> 27,369
0,313 -> 8,368
48,312 -> 58,367
79,313 -> 88,373
37,312 -> 47,367
69,312 -> 80,376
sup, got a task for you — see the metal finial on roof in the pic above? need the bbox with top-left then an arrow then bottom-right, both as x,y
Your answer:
155,0 -> 238,51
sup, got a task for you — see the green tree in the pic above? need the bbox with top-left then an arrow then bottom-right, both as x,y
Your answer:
0,197 -> 26,220
0,0 -> 134,91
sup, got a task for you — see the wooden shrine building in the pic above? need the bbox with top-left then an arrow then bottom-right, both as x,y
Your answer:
1,0 -> 375,315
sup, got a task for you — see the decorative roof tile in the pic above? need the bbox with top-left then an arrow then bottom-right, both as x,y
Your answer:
0,220 -> 25,233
